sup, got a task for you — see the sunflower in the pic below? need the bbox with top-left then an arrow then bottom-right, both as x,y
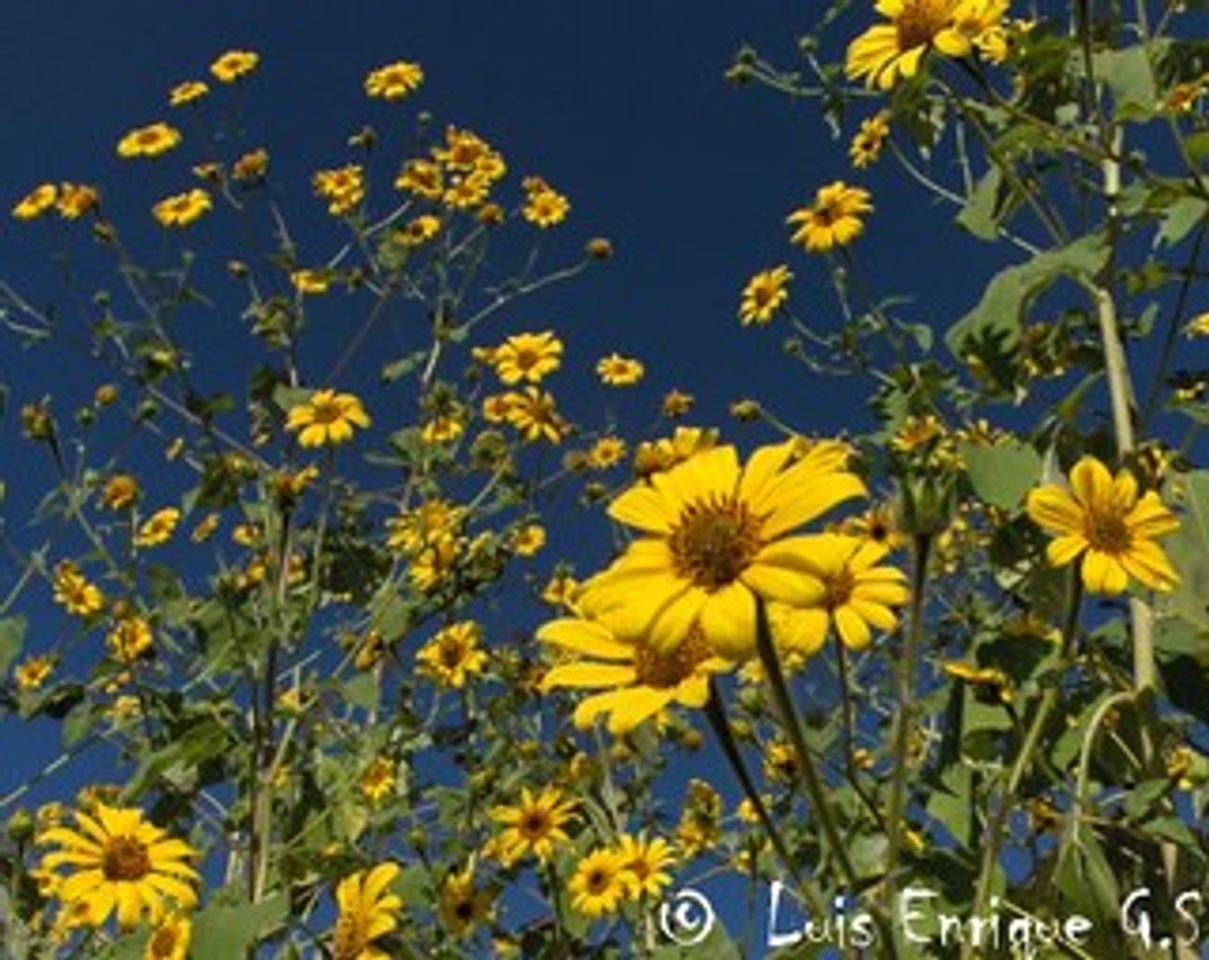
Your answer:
491,331 -> 564,384
787,534 -> 911,650
416,621 -> 488,689
364,61 -> 425,100
490,787 -> 577,864
850,111 -> 892,168
145,913 -> 191,960
738,265 -> 793,326
596,353 -> 645,386
539,617 -> 731,734
286,389 -> 371,448
579,440 -> 865,660
331,862 -> 403,960
210,50 -> 259,83
522,177 -> 571,228
568,848 -> 629,917
152,189 -> 211,228
13,183 -> 58,220
37,803 -> 199,931
360,758 -> 396,805
1026,455 -> 1180,595
437,866 -> 493,935
616,834 -> 676,900
169,81 -> 209,107
504,387 -> 568,443
846,0 -> 1005,91
134,508 -> 181,548
116,123 -> 182,159
787,182 -> 873,253
52,561 -> 105,616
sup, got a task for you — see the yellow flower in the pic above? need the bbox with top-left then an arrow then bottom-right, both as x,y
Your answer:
785,534 -> 910,650
190,513 -> 221,544
541,572 -> 580,609
491,331 -> 564,385
134,508 -> 181,548
365,61 -> 425,100
490,787 -> 577,864
330,863 -> 403,960
522,176 -> 570,228
787,182 -> 873,253
633,427 -> 719,478
942,661 -> 1012,704
1026,456 -> 1180,595
580,440 -> 865,660
291,270 -> 330,295
846,0 -> 1003,90
738,265 -> 792,326
393,214 -> 441,246
539,618 -> 730,734
569,848 -> 629,917
168,81 -> 209,107
56,183 -> 100,220
360,758 -> 396,805
421,413 -> 465,444
892,413 -> 944,452
53,561 -> 105,616
15,654 -> 56,691
37,803 -> 199,931
417,621 -> 488,689
13,183 -> 58,220
512,523 -> 546,557
394,158 -> 443,198
587,436 -> 628,470
210,50 -> 259,83
850,111 -> 892,168
442,172 -> 492,209
386,499 -> 464,554
1185,312 -> 1209,338
152,189 -> 212,228
232,148 -> 269,181
313,165 -> 366,216
662,389 -> 695,418
617,834 -> 676,900
438,867 -> 492,935
107,617 -> 153,664
286,389 -> 371,448
596,353 -> 645,386
504,387 -> 568,444
145,913 -> 191,960
841,501 -> 907,551
100,474 -> 140,510
435,126 -> 497,171
117,122 -> 182,159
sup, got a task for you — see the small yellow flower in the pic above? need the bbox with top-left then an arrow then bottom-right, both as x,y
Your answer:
490,787 -> 577,864
365,60 -> 425,100
232,148 -> 269,181
416,621 -> 488,689
15,654 -> 56,692
787,181 -> 872,253
134,508 -> 181,548
291,270 -> 330,295
442,172 -> 492,209
12,183 -> 58,220
1026,456 -> 1181,595
152,189 -> 212,228
313,165 -> 365,216
107,617 -> 153,663
1185,312 -> 1209,338
168,81 -> 209,107
569,848 -> 629,917
53,561 -> 105,617
662,389 -> 695,418
393,214 -> 441,247
739,265 -> 792,326
394,158 -> 443,198
505,387 -> 569,443
892,414 -> 944,452
145,913 -> 191,960
116,122 -> 182,159
596,353 -> 645,386
512,523 -> 546,557
286,389 -> 371,448
541,572 -> 579,609
100,474 -> 140,510
491,331 -> 564,385
522,176 -> 570,228
329,863 -> 402,960
56,183 -> 100,220
850,111 -> 891,168
438,867 -> 493,935
587,436 -> 627,470
360,757 -> 396,804
210,50 -> 259,83
190,513 -> 221,543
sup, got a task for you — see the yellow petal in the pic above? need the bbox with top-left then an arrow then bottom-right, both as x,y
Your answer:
1046,535 -> 1087,568
1026,486 -> 1085,536
1070,457 -> 1113,512
537,618 -> 633,661
835,605 -> 872,650
608,484 -> 674,534
698,583 -> 758,660
541,663 -> 639,690
1081,550 -> 1128,595
1119,540 -> 1180,592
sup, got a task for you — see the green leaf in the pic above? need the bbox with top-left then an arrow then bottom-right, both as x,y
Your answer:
946,234 -> 1108,358
1158,196 -> 1208,247
959,441 -> 1042,510
1093,45 -> 1159,121
190,894 -> 288,960
341,673 -> 380,712
956,167 -> 1003,241
1166,471 -> 1209,636
0,616 -> 26,679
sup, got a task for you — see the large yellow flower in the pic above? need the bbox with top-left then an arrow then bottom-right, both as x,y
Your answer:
580,441 -> 865,660
846,0 -> 1006,91
37,803 -> 199,931
491,331 -> 564,384
539,617 -> 731,734
330,862 -> 403,960
286,389 -> 371,448
1026,456 -> 1180,595
787,182 -> 873,253
784,534 -> 910,650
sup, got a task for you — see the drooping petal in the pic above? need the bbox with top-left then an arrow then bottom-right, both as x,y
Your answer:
759,472 -> 867,539
698,583 -> 758,660
607,687 -> 674,735
834,605 -> 873,650
541,663 -> 638,691
537,618 -> 634,661
608,484 -> 675,534
1119,540 -> 1181,592
1046,535 -> 1087,568
1081,549 -> 1128,595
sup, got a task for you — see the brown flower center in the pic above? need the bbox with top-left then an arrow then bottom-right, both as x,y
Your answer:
634,626 -> 713,687
102,836 -> 150,881
309,398 -> 344,425
1086,513 -> 1131,553
824,568 -> 856,609
149,926 -> 180,958
669,498 -> 763,588
586,868 -> 611,894
520,811 -> 552,840
896,0 -> 952,50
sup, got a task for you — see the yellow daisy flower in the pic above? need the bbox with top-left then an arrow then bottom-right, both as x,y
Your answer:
13,183 -> 58,220
106,616 -> 153,664
56,183 -> 100,219
1026,456 -> 1180,595
37,803 -> 199,931
580,440 -> 865,660
210,50 -> 259,83
145,913 -> 191,960
15,654 -> 56,692
394,158 -> 443,199
850,111 -> 892,168
787,181 -> 873,253
116,122 -> 182,159
168,81 -> 209,107
152,189 -> 212,228
522,176 -> 570,228
738,265 -> 792,326
490,787 -> 577,864
100,474 -> 140,510
360,758 -> 396,805
596,353 -> 645,386
52,561 -> 105,616
539,617 -> 730,734
416,621 -> 488,689
617,834 -> 676,900
364,61 -> 424,100
504,387 -> 568,443
438,866 -> 492,935
330,862 -> 403,960
285,389 -> 371,448
491,331 -> 564,385
569,848 -> 629,917
134,508 -> 181,549
313,165 -> 366,216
